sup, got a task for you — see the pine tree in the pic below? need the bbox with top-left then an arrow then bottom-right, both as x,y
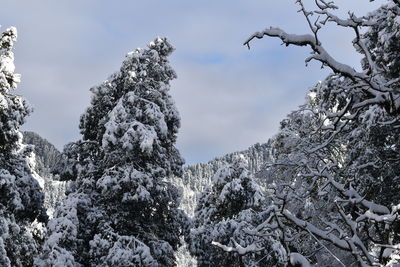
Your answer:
0,27 -> 47,266
188,156 -> 285,266
36,37 -> 187,266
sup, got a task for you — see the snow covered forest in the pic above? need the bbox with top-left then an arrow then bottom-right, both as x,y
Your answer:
1,0 -> 400,266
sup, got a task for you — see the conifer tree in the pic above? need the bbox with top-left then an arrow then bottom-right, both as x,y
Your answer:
0,27 -> 47,266
188,156 -> 286,266
36,37 -> 187,266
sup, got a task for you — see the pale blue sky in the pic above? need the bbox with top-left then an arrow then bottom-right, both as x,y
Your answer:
1,0 -> 382,164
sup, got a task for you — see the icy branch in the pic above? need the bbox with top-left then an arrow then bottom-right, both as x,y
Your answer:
289,252 -> 311,267
244,27 -> 372,83
211,240 -> 262,255
244,3 -> 400,115
282,209 -> 351,251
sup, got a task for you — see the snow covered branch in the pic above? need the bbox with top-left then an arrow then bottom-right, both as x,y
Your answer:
243,2 -> 400,266
244,1 -> 400,116
211,239 -> 262,255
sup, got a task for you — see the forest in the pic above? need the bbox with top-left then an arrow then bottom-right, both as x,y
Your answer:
0,0 -> 399,266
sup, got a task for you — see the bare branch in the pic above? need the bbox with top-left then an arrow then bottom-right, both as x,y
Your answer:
296,0 -> 321,45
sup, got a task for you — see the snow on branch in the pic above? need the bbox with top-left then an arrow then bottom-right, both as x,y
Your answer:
289,252 -> 311,267
211,238 -> 262,255
244,0 -> 400,115
245,27 -> 375,86
321,171 -> 390,214
282,209 -> 350,251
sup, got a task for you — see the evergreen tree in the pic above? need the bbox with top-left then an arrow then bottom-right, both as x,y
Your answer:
0,27 -> 47,266
188,156 -> 286,266
36,37 -> 187,266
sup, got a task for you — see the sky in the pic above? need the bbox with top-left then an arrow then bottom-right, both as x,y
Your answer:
1,0 -> 383,165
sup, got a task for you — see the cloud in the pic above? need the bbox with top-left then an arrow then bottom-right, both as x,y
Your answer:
171,53 -> 330,164
0,0 -> 384,164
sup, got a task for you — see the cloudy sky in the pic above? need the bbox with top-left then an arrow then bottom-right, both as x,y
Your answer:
1,0 -> 382,164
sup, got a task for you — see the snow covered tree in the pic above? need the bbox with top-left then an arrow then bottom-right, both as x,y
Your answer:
36,37 -> 187,266
188,156 -> 286,266
0,27 -> 47,266
240,1 -> 400,266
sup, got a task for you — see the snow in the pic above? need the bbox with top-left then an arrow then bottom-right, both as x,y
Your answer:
356,210 -> 396,223
128,70 -> 136,79
211,241 -> 259,255
3,3 -> 400,265
219,178 -> 243,202
289,253 -> 311,267
26,149 -> 45,188
0,52 -> 15,73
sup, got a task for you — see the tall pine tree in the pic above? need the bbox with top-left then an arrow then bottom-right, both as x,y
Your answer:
36,37 -> 187,266
0,27 -> 47,266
